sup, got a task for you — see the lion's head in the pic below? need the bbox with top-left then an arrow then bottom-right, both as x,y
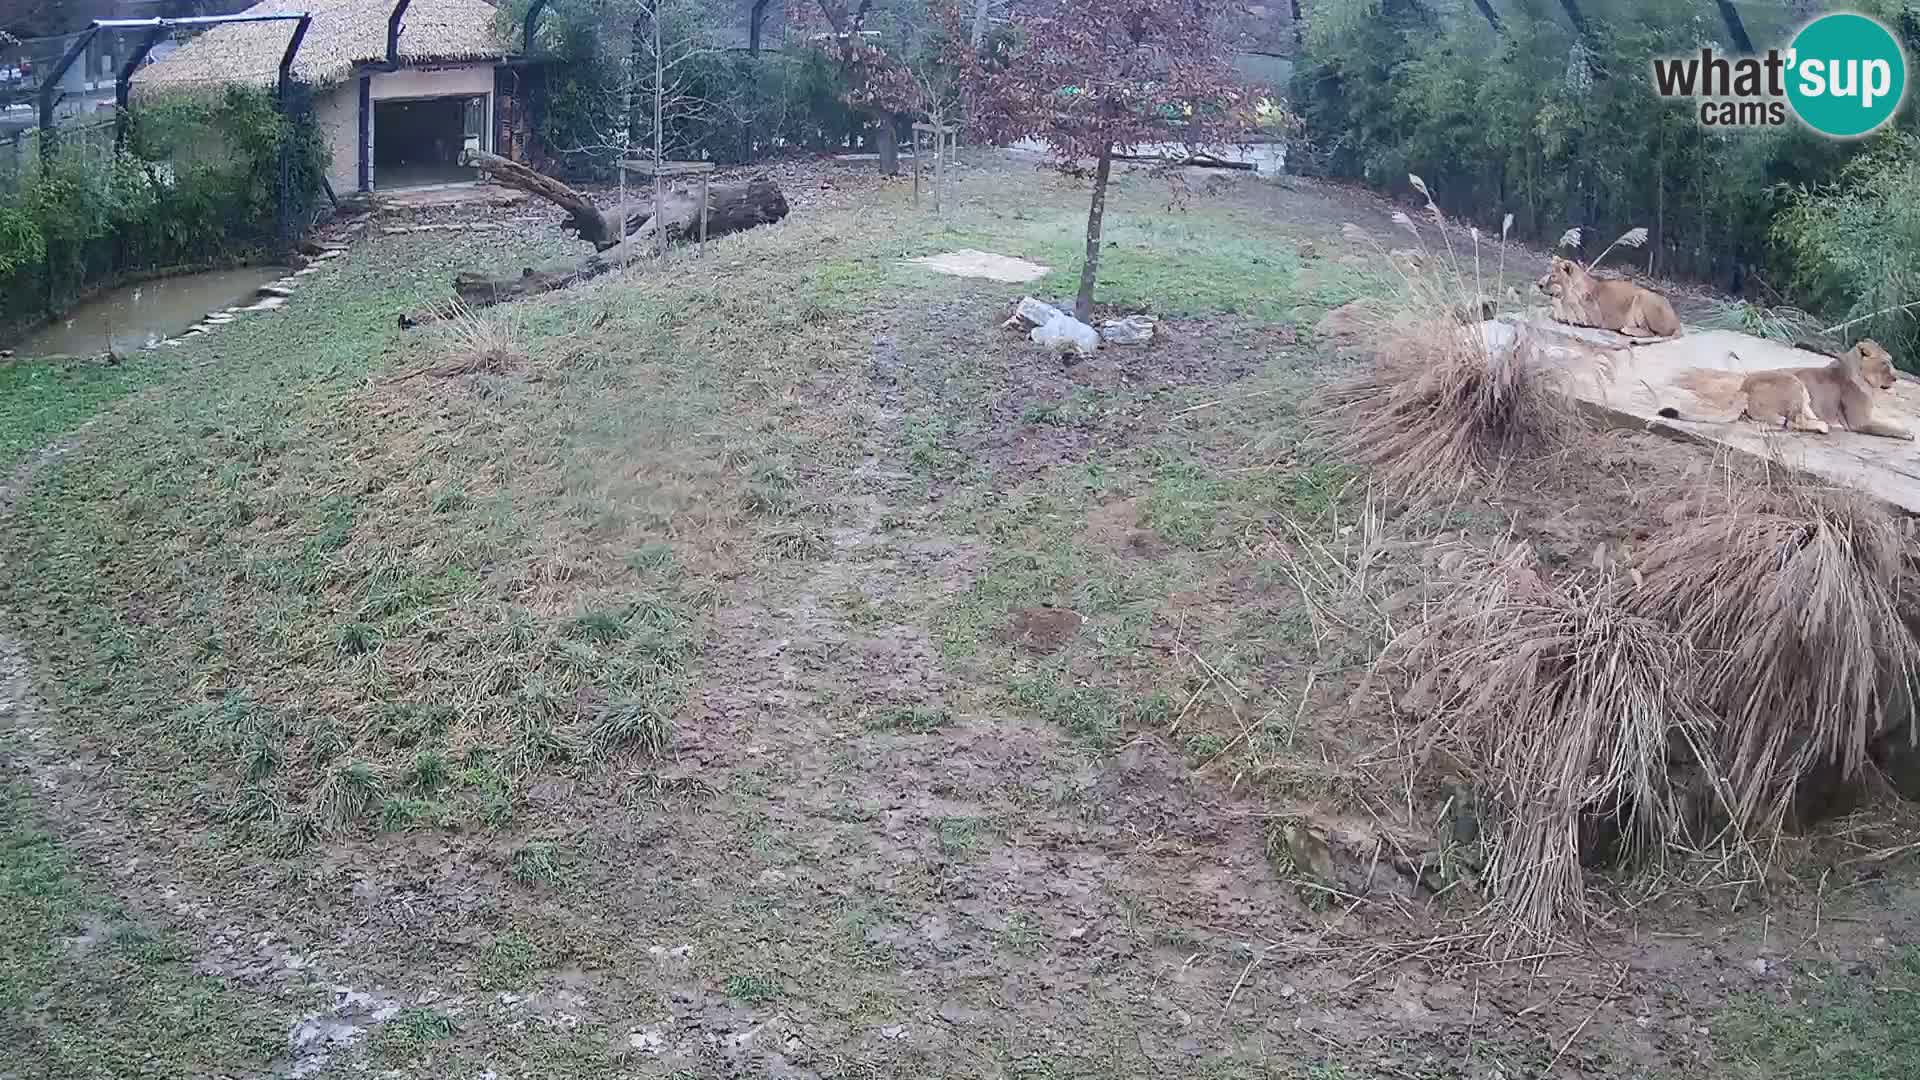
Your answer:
1537,255 -> 1588,299
1851,339 -> 1901,390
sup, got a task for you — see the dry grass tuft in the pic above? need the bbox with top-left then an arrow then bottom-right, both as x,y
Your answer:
1389,467 -> 1920,943
1392,544 -> 1716,943
394,299 -> 528,381
1312,327 -> 1580,503
1625,475 -> 1919,839
1320,176 -> 1582,501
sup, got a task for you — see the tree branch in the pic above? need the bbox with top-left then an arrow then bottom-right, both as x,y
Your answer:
1715,0 -> 1755,54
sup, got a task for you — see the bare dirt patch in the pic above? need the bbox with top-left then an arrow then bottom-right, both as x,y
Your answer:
1001,606 -> 1085,654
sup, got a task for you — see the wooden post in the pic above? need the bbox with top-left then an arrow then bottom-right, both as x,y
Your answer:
654,170 -> 666,263
912,123 -> 955,215
619,158 -> 718,261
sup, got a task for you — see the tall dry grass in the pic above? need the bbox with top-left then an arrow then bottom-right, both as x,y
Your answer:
1311,176 -> 1582,502
1313,328 -> 1578,503
1391,543 -> 1718,942
1626,474 -> 1919,840
1390,469 -> 1920,944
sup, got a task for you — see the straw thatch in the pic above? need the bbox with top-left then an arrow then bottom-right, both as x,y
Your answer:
133,0 -> 508,96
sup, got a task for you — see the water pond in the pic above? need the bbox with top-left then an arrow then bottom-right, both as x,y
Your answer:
13,267 -> 286,358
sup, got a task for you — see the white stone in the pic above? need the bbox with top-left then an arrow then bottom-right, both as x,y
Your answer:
1100,315 -> 1156,345
1030,313 -> 1099,358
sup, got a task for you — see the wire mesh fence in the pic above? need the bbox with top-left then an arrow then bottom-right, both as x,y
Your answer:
0,119 -> 117,197
0,88 -> 323,326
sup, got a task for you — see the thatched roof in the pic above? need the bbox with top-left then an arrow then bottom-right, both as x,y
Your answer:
133,0 -> 508,95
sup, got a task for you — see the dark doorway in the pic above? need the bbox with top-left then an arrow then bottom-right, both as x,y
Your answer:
373,95 -> 482,189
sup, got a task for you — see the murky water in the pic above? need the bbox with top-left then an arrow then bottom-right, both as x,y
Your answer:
14,267 -> 286,358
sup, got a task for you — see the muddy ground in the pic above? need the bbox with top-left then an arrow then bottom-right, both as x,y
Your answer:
2,153 -> 1917,1080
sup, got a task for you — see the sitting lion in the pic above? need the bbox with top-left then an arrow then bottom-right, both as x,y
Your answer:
1655,339 -> 1913,440
1536,255 -> 1683,339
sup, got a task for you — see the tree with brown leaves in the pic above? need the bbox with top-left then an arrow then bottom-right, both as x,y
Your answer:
961,0 -> 1258,320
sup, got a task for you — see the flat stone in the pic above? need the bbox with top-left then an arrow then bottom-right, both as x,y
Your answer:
1100,314 -> 1157,345
258,285 -> 294,298
1496,317 -> 1920,515
294,266 -> 323,276
907,249 -> 1050,284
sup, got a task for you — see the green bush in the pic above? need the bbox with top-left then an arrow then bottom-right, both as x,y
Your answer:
1290,2 -> 1883,289
1774,134 -> 1920,358
0,85 -> 324,327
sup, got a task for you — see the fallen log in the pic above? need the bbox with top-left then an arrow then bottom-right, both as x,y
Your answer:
463,149 -> 622,248
402,155 -> 792,326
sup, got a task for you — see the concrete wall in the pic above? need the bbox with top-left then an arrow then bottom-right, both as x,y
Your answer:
369,65 -> 494,102
314,64 -> 498,192
315,81 -> 358,195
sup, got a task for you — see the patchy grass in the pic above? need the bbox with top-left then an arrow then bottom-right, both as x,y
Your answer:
1714,948 -> 1920,1079
0,783 -> 284,1076
2,154 -> 1902,1079
0,357 -> 159,470
942,202 -> 1308,319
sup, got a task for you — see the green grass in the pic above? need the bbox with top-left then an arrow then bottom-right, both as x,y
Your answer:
0,356 -> 158,469
1007,671 -> 1172,749
943,205 -> 1307,319
864,705 -> 954,733
0,784 -> 283,1077
0,153 -> 1875,1080
723,972 -> 782,1003
1713,948 -> 1920,1079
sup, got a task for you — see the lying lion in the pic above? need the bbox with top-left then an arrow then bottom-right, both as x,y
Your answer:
1655,339 -> 1913,440
1536,255 -> 1683,339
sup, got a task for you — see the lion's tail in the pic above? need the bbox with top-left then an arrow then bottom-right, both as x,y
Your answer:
1655,357 -> 1746,422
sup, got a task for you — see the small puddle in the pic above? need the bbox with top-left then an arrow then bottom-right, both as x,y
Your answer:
14,267 -> 286,358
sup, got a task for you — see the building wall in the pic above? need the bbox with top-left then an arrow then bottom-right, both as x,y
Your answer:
314,64 -> 498,192
369,64 -> 494,101
314,80 -> 358,195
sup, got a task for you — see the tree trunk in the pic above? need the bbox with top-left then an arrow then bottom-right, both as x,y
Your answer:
462,149 -> 623,248
1470,0 -> 1502,32
1075,142 -> 1113,323
971,0 -> 992,46
1714,1 -> 1755,53
402,176 -> 791,325
877,115 -> 899,176
749,0 -> 771,55
1557,0 -> 1592,43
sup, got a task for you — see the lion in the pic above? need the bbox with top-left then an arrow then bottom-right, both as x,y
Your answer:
1536,255 -> 1684,339
1654,339 -> 1913,440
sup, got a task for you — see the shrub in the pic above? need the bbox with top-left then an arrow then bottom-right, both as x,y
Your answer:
1292,3 -> 1865,289
1773,134 -> 1920,361
0,85 -> 324,327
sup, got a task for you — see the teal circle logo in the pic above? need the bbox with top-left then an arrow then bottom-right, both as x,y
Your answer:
1786,13 -> 1907,138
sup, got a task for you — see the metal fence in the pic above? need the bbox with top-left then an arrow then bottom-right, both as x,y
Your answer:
0,119 -> 117,195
